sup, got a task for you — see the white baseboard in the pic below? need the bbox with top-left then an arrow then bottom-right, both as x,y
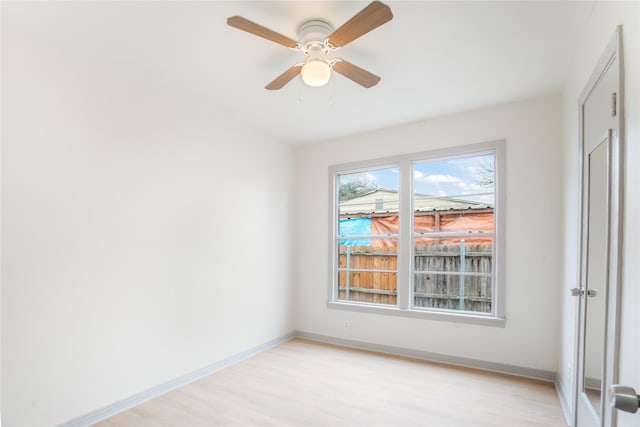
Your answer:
59,330 -> 561,426
297,331 -> 556,382
57,331 -> 296,427
554,374 -> 572,426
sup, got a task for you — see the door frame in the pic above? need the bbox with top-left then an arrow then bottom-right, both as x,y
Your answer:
572,26 -> 624,427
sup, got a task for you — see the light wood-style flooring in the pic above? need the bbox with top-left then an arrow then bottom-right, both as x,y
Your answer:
97,338 -> 566,426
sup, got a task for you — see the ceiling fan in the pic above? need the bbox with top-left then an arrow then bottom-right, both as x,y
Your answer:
227,1 -> 393,90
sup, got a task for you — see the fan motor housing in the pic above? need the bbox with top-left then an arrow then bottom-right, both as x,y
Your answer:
297,19 -> 333,47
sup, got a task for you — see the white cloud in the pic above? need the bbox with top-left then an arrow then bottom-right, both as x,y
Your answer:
364,172 -> 378,183
414,170 -> 488,196
414,171 -> 463,184
466,166 -> 481,174
455,181 -> 484,192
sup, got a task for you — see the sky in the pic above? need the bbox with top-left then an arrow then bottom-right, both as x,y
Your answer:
338,153 -> 494,205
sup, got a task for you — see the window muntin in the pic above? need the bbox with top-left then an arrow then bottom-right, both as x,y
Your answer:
336,167 -> 399,306
330,142 -> 504,324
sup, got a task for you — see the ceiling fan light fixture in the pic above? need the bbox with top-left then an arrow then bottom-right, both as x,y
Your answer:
301,59 -> 331,87
227,1 -> 393,90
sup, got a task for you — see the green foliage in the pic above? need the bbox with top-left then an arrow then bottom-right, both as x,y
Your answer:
475,161 -> 494,187
339,179 -> 378,202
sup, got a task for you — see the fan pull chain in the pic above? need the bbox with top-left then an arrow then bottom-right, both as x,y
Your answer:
328,77 -> 334,108
297,79 -> 304,103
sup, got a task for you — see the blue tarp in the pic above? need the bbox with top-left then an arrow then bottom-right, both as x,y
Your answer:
339,217 -> 371,246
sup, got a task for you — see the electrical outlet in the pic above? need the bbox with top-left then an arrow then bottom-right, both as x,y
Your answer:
343,320 -> 351,331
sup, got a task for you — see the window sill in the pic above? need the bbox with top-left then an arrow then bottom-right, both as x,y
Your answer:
327,301 -> 506,327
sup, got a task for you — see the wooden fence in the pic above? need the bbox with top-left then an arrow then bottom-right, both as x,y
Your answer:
338,245 -> 398,305
338,242 -> 492,313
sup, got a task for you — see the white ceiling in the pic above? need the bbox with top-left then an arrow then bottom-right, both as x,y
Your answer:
6,1 -> 595,144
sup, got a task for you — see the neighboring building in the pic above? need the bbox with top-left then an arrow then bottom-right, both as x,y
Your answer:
339,188 -> 490,216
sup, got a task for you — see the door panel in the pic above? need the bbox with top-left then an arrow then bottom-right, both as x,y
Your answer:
574,28 -> 622,427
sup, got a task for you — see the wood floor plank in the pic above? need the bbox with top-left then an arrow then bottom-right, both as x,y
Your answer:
95,339 -> 566,426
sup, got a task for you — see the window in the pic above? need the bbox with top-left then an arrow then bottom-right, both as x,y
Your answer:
328,141 -> 505,325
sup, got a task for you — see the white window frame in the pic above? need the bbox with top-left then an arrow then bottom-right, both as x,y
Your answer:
327,140 -> 506,327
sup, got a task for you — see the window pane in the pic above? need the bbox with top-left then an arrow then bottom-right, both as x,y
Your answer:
413,154 -> 494,233
338,167 -> 399,234
413,239 -> 492,313
337,243 -> 397,306
413,273 -> 492,313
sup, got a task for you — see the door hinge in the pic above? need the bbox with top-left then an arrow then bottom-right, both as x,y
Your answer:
611,92 -> 617,117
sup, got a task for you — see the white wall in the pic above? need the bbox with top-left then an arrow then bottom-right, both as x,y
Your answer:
558,2 -> 640,425
1,9 -> 295,426
295,95 -> 563,371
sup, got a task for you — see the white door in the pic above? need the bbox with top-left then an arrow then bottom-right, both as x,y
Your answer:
573,28 -> 623,427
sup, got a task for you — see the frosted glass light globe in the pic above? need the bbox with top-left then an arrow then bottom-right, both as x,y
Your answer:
301,59 -> 331,87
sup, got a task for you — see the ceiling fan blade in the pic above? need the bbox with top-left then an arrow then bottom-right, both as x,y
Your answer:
327,1 -> 393,47
227,16 -> 299,48
265,65 -> 302,90
332,60 -> 380,88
